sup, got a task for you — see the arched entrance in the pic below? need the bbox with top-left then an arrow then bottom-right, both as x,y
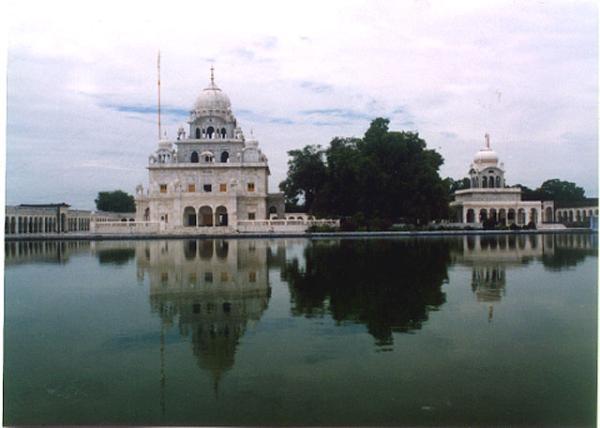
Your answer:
545,207 -> 553,222
199,206 -> 213,226
215,206 -> 228,226
183,206 -> 197,226
191,151 -> 199,163
220,151 -> 229,163
529,208 -> 538,225
144,207 -> 150,221
498,209 -> 507,225
479,208 -> 488,223
507,209 -> 516,225
206,126 -> 215,139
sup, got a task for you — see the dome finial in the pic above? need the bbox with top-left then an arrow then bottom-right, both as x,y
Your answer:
485,133 -> 490,149
210,65 -> 215,86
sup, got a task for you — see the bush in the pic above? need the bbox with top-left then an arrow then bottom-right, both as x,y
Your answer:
367,217 -> 393,231
509,223 -> 521,230
307,224 -> 339,233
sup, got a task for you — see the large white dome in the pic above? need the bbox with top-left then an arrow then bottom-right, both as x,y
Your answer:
193,68 -> 232,113
193,83 -> 231,112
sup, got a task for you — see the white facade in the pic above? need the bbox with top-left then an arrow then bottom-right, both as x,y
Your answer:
451,135 -> 554,226
135,69 -> 285,231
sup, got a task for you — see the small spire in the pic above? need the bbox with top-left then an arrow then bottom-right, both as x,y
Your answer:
210,65 -> 215,86
484,133 -> 490,149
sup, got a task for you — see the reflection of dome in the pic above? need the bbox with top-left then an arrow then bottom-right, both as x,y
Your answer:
193,76 -> 232,113
473,148 -> 499,167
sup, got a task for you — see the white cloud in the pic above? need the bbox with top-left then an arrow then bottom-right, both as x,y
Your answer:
6,0 -> 598,209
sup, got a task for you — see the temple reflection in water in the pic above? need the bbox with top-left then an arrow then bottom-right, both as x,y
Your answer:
135,239 -> 272,392
4,233 -> 597,373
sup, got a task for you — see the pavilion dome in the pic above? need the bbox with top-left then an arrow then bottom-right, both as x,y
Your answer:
473,148 -> 499,166
473,134 -> 499,168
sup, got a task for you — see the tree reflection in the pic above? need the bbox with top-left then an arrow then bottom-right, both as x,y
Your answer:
97,248 -> 135,265
281,238 -> 451,346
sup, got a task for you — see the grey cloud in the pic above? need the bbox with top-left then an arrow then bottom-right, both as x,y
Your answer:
300,81 -> 333,93
300,108 -> 372,121
439,131 -> 458,139
236,109 -> 295,125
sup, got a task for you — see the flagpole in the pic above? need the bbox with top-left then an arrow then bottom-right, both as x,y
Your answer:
157,50 -> 162,141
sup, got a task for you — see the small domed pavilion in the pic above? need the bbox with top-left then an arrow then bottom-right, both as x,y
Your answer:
451,134 -> 554,227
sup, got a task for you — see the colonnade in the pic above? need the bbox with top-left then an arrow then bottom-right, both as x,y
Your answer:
182,205 -> 229,227
4,214 -> 91,235
462,206 -> 540,225
555,207 -> 599,224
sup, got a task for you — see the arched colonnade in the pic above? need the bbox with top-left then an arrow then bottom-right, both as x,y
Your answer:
183,205 -> 229,227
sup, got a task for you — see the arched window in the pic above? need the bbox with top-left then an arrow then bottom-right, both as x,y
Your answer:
495,176 -> 501,188
207,126 -> 215,139
191,151 -> 199,163
195,128 -> 201,139
482,176 -> 488,188
220,151 -> 229,163
489,176 -> 495,188
466,209 -> 475,223
479,209 -> 488,222
221,127 -> 226,138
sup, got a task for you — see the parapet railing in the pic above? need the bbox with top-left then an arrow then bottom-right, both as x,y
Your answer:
91,221 -> 161,233
237,219 -> 340,227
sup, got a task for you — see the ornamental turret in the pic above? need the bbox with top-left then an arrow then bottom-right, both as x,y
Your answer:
468,134 -> 505,189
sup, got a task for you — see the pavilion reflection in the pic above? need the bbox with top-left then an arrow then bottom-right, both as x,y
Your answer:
452,233 -> 597,321
135,239 -> 272,393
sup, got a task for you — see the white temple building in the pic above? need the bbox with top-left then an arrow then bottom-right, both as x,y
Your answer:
451,134 -> 555,227
134,69 -> 287,232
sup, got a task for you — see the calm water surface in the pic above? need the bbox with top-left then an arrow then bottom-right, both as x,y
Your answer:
4,234 -> 597,426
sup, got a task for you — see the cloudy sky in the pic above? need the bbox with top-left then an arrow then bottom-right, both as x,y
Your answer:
6,0 -> 598,209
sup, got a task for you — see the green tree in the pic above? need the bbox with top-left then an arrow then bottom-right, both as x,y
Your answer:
537,179 -> 586,201
279,145 -> 327,212
280,118 -> 449,225
445,177 -> 471,195
518,179 -> 586,201
95,190 -> 136,212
